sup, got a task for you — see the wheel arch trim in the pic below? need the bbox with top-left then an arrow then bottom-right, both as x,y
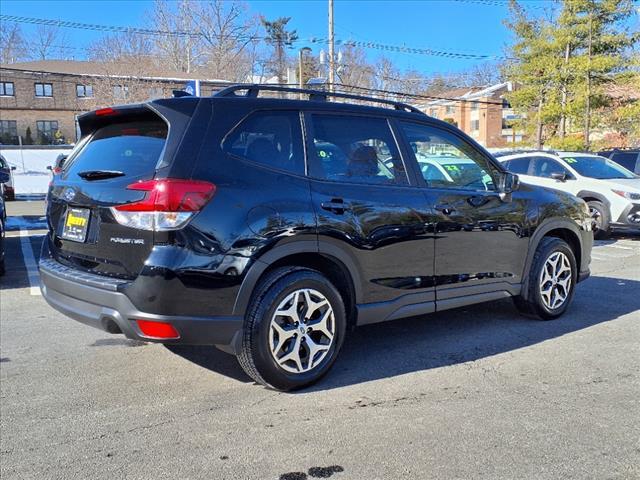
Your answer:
521,218 -> 583,300
232,240 -> 363,316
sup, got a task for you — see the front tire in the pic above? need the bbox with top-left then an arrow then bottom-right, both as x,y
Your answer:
237,267 -> 346,391
514,237 -> 577,320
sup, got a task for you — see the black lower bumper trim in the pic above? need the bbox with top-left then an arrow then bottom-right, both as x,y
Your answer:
39,260 -> 243,347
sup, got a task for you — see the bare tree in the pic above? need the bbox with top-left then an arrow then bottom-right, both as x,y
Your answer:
152,0 -> 205,73
0,22 -> 27,64
89,31 -> 155,67
30,24 -> 70,60
195,1 -> 259,81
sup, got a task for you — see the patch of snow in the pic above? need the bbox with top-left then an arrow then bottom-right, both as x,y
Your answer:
12,172 -> 51,195
0,148 -> 73,175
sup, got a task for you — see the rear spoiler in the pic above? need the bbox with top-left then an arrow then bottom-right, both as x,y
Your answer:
77,98 -> 202,139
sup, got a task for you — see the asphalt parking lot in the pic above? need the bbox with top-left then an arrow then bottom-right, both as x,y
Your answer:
1,200 -> 639,480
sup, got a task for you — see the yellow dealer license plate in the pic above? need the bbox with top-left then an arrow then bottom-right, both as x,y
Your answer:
61,208 -> 90,242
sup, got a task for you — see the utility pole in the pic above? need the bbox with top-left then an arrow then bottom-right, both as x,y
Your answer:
328,0 -> 335,92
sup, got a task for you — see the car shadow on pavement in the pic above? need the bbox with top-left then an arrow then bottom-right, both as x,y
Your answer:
166,275 -> 640,391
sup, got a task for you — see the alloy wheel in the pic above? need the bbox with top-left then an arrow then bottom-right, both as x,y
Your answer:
539,251 -> 572,310
268,288 -> 335,374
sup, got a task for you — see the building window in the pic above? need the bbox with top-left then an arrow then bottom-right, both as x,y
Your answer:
35,83 -> 53,97
470,119 -> 480,131
76,84 -> 93,98
445,105 -> 456,114
429,108 -> 438,118
148,87 -> 163,99
36,120 -> 59,144
0,82 -> 14,96
113,85 -> 129,98
502,98 -> 511,109
0,120 -> 18,144
471,101 -> 479,111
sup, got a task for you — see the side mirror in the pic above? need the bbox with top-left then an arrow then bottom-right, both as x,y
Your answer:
551,172 -> 567,182
10,166 -> 16,171
47,165 -> 53,171
500,171 -> 520,195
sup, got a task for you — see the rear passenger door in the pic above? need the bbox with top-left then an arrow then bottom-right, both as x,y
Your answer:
305,112 -> 437,318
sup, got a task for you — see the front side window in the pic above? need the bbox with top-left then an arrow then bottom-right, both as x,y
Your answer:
35,83 -> 53,97
222,111 -> 304,175
36,120 -> 59,143
531,157 -> 572,179
307,114 -> 407,185
76,84 -> 93,98
563,155 -> 636,179
400,121 -> 497,191
0,82 -> 14,96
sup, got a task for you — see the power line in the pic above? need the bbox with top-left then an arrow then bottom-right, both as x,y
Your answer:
1,14 -> 509,61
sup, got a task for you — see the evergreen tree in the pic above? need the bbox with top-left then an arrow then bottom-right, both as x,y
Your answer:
261,17 -> 298,84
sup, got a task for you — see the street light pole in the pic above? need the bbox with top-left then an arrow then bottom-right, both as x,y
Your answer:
298,47 -> 312,98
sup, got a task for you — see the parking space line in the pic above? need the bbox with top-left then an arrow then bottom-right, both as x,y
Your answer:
19,229 -> 42,296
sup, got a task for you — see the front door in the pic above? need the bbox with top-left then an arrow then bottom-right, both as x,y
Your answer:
397,121 -> 531,309
305,113 -> 437,322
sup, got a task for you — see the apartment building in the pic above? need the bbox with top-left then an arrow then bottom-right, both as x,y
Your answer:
0,60 -> 230,145
415,82 -> 523,148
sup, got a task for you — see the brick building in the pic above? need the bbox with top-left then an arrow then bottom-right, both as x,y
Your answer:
0,60 -> 230,145
414,82 -> 523,148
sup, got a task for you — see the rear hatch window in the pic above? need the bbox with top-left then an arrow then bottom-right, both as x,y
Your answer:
64,120 -> 168,179
48,115 -> 169,279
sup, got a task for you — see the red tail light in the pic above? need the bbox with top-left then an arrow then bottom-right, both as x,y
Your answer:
95,107 -> 116,116
136,320 -> 180,339
110,179 -> 216,231
115,179 -> 216,212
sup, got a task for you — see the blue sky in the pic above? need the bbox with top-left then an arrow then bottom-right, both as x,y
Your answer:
1,0 -> 625,75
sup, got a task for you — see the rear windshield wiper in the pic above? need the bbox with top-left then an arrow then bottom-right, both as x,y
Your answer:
77,170 -> 126,180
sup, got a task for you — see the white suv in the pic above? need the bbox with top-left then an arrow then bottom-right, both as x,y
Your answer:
495,150 -> 640,238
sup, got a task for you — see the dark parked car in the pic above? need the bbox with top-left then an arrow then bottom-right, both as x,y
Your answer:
39,86 -> 593,390
598,148 -> 640,175
0,168 -> 8,276
0,154 -> 16,201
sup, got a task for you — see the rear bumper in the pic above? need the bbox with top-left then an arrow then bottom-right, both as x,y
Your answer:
39,258 -> 243,348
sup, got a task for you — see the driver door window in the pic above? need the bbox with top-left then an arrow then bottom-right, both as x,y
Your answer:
399,121 -> 497,191
531,157 -> 572,179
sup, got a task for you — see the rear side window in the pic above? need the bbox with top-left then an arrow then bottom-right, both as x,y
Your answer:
65,120 -> 167,179
611,152 -> 638,171
503,157 -> 531,175
222,111 -> 304,175
307,114 -> 408,185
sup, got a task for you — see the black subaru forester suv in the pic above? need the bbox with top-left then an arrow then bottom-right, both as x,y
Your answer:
40,85 -> 592,391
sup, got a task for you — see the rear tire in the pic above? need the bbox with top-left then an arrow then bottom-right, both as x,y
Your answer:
237,267 -> 346,391
587,200 -> 610,239
513,237 -> 577,320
